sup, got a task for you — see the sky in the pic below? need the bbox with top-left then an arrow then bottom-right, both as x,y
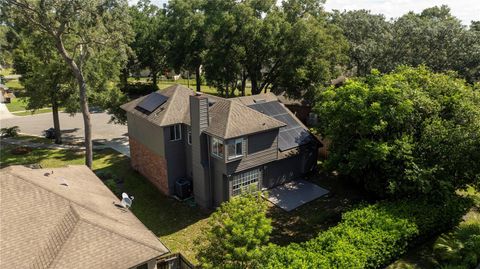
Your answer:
134,0 -> 479,25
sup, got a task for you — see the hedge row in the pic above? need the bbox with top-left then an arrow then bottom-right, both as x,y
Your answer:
261,195 -> 471,268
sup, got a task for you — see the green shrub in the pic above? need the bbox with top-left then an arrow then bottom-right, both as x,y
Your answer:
434,222 -> 480,269
196,193 -> 272,269
261,195 -> 471,269
0,126 -> 20,137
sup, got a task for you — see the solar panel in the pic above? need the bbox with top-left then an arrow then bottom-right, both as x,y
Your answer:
136,92 -> 168,114
248,101 -> 314,151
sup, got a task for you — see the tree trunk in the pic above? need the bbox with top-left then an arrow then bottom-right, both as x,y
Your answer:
120,67 -> 129,89
51,93 -> 62,144
195,65 -> 201,92
241,70 -> 246,96
251,76 -> 259,95
152,70 -> 158,89
55,39 -> 93,168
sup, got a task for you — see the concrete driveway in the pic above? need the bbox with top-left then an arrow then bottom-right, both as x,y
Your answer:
0,111 -> 130,156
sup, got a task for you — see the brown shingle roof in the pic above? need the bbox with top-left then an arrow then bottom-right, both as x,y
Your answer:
205,99 -> 285,139
121,84 -> 222,127
0,165 -> 169,269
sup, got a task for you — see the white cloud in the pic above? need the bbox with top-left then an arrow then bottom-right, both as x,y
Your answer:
324,0 -> 479,24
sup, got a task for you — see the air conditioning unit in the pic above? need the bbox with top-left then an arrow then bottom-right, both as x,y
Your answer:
175,179 -> 192,200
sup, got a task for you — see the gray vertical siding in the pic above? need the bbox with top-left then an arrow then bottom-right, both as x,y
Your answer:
184,125 -> 193,179
225,129 -> 279,175
163,125 -> 187,194
126,112 -> 165,156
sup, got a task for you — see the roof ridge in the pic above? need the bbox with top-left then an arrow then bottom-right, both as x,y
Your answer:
78,215 -> 168,254
224,99 -> 234,138
30,205 -> 80,269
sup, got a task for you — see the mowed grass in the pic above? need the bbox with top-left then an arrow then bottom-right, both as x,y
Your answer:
5,97 -> 27,112
5,97 -> 57,116
5,79 -> 22,90
128,76 -> 255,97
0,142 -> 210,264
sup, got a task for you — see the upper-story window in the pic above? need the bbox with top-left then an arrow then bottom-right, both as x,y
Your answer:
211,137 -> 224,158
228,138 -> 244,160
187,126 -> 192,145
170,124 -> 182,141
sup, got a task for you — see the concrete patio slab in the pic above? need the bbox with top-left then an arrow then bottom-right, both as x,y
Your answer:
266,180 -> 329,212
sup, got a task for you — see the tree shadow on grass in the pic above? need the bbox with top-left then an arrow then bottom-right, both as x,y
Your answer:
267,171 -> 374,246
92,150 -> 209,237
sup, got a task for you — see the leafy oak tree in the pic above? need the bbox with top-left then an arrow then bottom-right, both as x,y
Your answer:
166,0 -> 206,92
130,0 -> 167,88
387,6 -> 478,82
331,9 -> 392,77
12,30 -> 76,144
4,0 -> 132,168
196,193 -> 272,269
316,66 -> 480,197
203,0 -> 347,98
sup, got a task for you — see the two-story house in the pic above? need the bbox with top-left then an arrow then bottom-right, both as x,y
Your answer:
121,85 -> 320,208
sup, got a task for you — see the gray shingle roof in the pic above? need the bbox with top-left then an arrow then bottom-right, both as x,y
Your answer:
205,99 -> 286,139
122,85 -> 300,139
0,165 -> 169,269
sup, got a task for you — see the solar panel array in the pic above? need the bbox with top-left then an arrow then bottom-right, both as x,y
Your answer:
135,92 -> 168,114
248,101 -> 313,151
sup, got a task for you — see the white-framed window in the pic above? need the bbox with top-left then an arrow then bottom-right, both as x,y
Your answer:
227,138 -> 244,160
211,137 -> 224,158
187,126 -> 192,145
232,169 -> 261,196
170,124 -> 182,141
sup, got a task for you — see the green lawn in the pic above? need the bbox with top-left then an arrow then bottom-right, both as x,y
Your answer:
5,79 -> 22,90
5,97 -> 27,112
5,97 -> 57,116
128,76 -> 255,97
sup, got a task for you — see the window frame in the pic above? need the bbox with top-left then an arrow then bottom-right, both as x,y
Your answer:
231,169 -> 262,196
227,138 -> 244,160
170,124 -> 182,141
211,137 -> 224,159
187,126 -> 192,145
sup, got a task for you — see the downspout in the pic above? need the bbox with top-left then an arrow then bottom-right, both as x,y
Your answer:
207,136 -> 214,208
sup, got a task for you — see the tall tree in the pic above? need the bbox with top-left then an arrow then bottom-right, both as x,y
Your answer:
4,0 -> 132,168
129,0 -> 167,88
387,6 -> 472,79
315,66 -> 480,197
330,9 -> 392,77
13,30 -> 76,144
166,0 -> 206,92
203,0 -> 347,98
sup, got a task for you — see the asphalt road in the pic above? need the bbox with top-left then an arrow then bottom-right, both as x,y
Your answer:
0,111 -> 130,156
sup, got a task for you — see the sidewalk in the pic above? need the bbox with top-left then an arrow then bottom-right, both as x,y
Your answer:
0,103 -> 15,120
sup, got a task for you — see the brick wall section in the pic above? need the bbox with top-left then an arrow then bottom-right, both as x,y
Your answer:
129,137 -> 169,194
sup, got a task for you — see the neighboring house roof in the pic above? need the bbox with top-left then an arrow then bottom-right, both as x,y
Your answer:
232,92 -> 279,106
0,165 -> 169,269
205,99 -> 286,139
